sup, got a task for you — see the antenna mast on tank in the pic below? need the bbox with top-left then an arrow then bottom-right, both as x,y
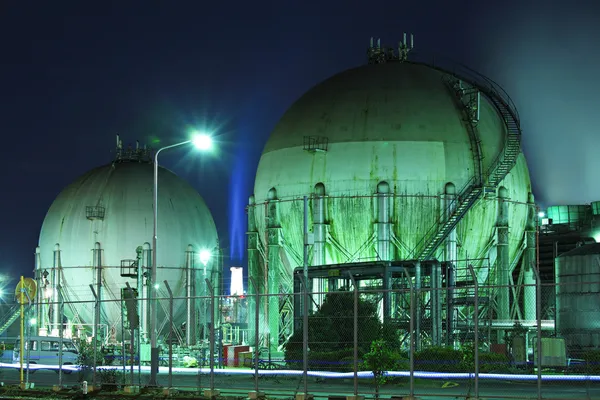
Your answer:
113,135 -> 152,164
367,33 -> 414,64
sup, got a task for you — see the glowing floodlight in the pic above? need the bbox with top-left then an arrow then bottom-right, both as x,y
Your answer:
191,133 -> 213,151
538,211 -> 545,218
199,249 -> 211,266
29,318 -> 37,325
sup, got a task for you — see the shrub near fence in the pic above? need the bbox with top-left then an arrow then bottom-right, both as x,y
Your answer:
415,346 -> 510,373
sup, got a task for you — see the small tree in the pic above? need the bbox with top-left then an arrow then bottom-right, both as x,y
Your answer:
362,339 -> 399,399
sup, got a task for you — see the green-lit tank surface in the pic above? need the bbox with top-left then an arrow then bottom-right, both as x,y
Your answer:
248,60 -> 533,348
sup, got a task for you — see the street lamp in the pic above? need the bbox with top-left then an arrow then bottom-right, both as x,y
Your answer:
149,132 -> 213,386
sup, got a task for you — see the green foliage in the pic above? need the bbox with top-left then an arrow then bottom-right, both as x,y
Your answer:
76,340 -> 104,382
415,346 -> 509,372
584,350 -> 600,374
415,346 -> 463,372
362,340 -> 400,398
284,290 -> 400,371
98,369 -> 125,391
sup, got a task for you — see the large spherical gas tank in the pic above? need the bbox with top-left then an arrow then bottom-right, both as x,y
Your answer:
252,62 -> 531,278
38,161 -> 218,337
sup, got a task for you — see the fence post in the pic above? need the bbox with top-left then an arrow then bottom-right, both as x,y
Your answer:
401,268 -> 414,399
24,290 -> 32,390
58,292 -> 64,388
467,264 -> 479,399
531,264 -> 542,400
163,281 -> 174,390
205,278 -> 218,397
296,274 -> 310,398
124,283 -> 136,387
89,284 -> 98,389
249,277 -> 262,396
346,272 -> 359,397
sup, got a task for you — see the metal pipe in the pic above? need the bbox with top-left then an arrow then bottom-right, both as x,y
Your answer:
150,139 -> 193,386
141,243 -> 151,342
523,193 -> 537,321
249,278 -> 260,394
93,242 -> 102,341
313,185 -> 326,305
444,183 -> 457,346
58,290 -> 64,388
52,244 -> 61,335
205,278 -> 216,393
376,182 -> 391,262
431,261 -> 442,346
185,245 -> 196,345
347,272 -> 359,397
89,285 -> 98,388
401,268 -> 414,398
497,187 -> 510,343
532,265 -> 542,399
34,247 -> 41,335
302,195 -> 309,397
467,265 -> 479,399
163,281 -> 174,389
124,283 -> 135,386
414,262 -> 421,351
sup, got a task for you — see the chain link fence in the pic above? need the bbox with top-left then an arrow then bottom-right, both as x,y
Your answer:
1,277 -> 600,399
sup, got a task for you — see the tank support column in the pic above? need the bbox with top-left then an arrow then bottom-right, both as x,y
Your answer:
312,184 -> 328,306
444,183 -> 457,346
266,191 -> 282,350
496,187 -> 510,343
246,195 -> 262,346
52,244 -> 62,336
431,261 -> 443,346
523,193 -> 537,321
93,242 -> 103,342
185,245 -> 196,345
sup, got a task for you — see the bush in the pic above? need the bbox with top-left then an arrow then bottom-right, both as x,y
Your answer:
584,350 -> 600,374
415,346 -> 463,372
98,369 -> 124,391
414,346 -> 509,373
479,352 -> 510,373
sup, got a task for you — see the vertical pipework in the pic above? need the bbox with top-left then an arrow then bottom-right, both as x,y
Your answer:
431,261 -> 442,346
135,245 -> 143,351
414,262 -> 422,351
246,195 -> 260,345
93,242 -> 102,341
34,247 -> 42,334
497,187 -> 510,342
523,193 -> 537,321
312,183 -> 327,305
444,183 -> 457,345
266,188 -> 281,350
52,244 -> 61,335
185,245 -> 196,345
141,242 -> 151,341
376,181 -> 392,261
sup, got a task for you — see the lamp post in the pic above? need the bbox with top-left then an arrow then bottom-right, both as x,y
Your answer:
149,133 -> 213,386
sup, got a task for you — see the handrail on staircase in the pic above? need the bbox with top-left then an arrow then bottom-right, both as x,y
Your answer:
410,175 -> 477,259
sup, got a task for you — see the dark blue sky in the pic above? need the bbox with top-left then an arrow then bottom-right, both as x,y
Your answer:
1,1 -> 599,280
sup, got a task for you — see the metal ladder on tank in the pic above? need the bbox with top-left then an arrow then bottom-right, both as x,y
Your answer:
412,61 -> 522,261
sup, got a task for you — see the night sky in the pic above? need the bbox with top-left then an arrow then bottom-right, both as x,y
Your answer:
1,1 -> 599,283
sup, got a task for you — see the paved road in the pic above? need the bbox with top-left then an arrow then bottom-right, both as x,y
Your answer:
1,367 -> 598,399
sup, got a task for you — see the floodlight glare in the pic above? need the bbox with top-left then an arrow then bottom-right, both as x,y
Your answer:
29,318 -> 37,325
199,249 -> 211,266
191,133 -> 212,151
538,211 -> 545,218
154,283 -> 160,290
